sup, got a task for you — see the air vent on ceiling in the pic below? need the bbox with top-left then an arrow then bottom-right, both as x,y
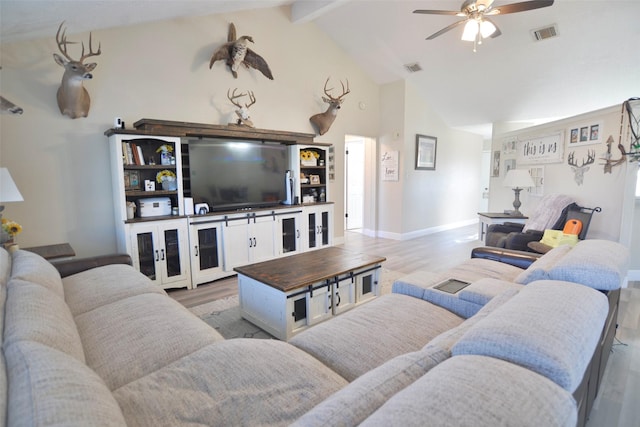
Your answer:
531,24 -> 558,41
404,62 -> 423,73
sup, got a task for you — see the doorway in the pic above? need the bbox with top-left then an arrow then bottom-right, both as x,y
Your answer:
345,137 -> 364,230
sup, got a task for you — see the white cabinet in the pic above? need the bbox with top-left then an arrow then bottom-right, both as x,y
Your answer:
188,216 -> 226,287
354,266 -> 382,304
304,204 -> 333,251
275,209 -> 303,256
332,274 -> 357,315
223,212 -> 276,271
128,219 -> 191,289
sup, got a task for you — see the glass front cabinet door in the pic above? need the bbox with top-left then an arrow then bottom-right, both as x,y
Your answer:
189,218 -> 225,287
128,219 -> 191,289
276,209 -> 303,256
304,204 -> 333,251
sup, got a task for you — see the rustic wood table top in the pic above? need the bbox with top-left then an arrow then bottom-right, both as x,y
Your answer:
234,247 -> 386,293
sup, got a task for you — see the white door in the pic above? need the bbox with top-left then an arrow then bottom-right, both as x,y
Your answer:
346,139 -> 364,230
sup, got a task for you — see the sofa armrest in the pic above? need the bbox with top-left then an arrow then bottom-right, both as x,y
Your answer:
471,247 -> 541,270
53,254 -> 133,278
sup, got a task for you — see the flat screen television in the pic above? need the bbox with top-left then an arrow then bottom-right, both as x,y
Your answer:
187,138 -> 289,211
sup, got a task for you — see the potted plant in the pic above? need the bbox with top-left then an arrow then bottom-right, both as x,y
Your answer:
156,170 -> 177,191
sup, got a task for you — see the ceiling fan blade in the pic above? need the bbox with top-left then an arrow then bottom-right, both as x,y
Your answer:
494,0 -> 554,15
413,9 -> 461,16
426,20 -> 467,40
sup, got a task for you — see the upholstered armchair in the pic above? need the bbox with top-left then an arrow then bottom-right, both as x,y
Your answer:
485,194 -> 576,251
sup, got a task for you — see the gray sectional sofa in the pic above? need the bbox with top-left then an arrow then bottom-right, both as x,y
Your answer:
0,238 -> 628,427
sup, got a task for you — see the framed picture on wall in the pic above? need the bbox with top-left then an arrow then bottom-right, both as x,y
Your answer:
415,134 -> 437,170
569,122 -> 602,147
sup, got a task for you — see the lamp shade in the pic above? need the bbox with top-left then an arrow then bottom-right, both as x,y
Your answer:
461,20 -> 479,41
0,168 -> 24,203
503,169 -> 534,189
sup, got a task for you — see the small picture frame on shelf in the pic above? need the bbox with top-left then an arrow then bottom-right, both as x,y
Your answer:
309,174 -> 321,185
124,170 -> 140,190
129,170 -> 140,188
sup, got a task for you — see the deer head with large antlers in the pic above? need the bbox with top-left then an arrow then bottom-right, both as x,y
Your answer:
227,88 -> 256,127
309,77 -> 350,136
53,22 -> 101,119
568,150 -> 596,186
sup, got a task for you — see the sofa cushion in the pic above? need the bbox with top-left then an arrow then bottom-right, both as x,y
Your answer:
547,239 -> 629,290
75,292 -> 224,390
4,279 -> 85,363
63,263 -> 166,316
5,340 -> 127,427
9,249 -> 64,297
427,288 -> 520,352
290,293 -> 463,381
514,244 -> 573,284
360,355 -> 577,427
113,339 -> 347,427
292,346 -> 449,427
452,280 -> 608,391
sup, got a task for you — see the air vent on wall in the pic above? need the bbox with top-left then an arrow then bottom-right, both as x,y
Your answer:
531,24 -> 558,41
404,62 -> 423,73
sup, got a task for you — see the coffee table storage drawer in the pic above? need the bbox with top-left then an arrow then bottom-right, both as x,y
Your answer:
333,275 -> 357,315
355,265 -> 382,304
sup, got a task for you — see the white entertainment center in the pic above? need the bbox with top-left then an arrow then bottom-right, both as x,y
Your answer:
106,119 -> 333,290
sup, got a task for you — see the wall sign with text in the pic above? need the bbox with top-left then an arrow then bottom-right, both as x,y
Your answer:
516,131 -> 564,164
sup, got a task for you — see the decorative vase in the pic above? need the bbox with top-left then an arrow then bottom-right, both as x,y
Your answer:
160,151 -> 171,165
0,229 -> 12,244
161,176 -> 177,191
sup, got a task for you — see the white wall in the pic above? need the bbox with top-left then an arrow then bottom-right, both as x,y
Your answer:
489,105 -> 631,242
0,7 -> 381,256
377,80 -> 484,239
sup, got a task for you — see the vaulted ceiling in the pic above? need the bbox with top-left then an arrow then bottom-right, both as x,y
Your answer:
2,0 -> 638,137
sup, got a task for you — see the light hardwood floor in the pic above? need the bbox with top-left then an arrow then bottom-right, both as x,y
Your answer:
169,225 -> 639,426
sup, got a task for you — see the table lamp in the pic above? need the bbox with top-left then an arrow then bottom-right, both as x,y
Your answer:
503,169 -> 534,216
0,168 -> 24,220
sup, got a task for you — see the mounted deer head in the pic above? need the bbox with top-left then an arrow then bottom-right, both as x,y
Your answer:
568,150 -> 595,186
227,88 -> 256,127
53,22 -> 101,119
309,77 -> 350,136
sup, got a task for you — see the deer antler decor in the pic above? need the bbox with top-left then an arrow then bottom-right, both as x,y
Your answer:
227,88 -> 256,127
567,150 -> 596,186
309,77 -> 350,136
53,22 -> 101,119
209,23 -> 273,80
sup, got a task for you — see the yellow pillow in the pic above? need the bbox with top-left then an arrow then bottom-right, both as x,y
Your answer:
540,229 -> 579,248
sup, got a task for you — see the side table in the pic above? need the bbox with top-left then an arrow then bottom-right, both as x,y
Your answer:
477,213 -> 528,243
23,243 -> 75,260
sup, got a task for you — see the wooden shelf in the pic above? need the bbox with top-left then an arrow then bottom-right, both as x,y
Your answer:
125,190 -> 178,197
124,164 -> 176,170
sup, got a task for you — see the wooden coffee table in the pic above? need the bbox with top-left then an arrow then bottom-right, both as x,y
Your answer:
234,247 -> 386,340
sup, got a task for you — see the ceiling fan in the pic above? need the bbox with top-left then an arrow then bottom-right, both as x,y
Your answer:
414,0 -> 554,51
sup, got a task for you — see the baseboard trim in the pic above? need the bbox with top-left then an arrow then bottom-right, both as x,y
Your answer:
376,219 -> 478,241
627,269 -> 640,281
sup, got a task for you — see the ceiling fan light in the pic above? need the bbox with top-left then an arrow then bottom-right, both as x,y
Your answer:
480,20 -> 497,38
461,20 -> 479,41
